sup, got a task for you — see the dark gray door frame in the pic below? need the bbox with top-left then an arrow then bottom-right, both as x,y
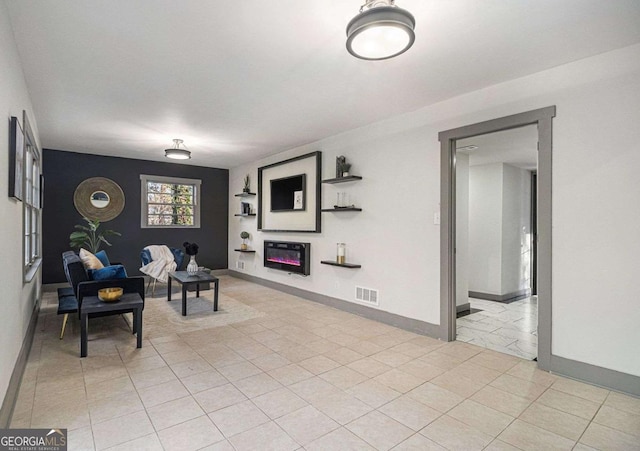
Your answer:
438,106 -> 556,368
531,171 -> 538,296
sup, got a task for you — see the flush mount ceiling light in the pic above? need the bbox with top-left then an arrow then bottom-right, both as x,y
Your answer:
346,0 -> 416,61
456,145 -> 479,152
164,138 -> 191,160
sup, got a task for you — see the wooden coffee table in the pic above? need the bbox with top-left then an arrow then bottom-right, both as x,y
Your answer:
80,292 -> 143,357
167,271 -> 219,316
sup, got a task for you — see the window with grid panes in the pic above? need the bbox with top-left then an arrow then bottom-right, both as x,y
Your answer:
23,113 -> 42,282
140,175 -> 201,228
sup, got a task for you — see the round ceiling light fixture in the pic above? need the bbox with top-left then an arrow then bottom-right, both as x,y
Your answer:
346,0 -> 415,61
164,138 -> 191,160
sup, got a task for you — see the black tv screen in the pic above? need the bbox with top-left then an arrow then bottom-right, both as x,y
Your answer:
270,174 -> 306,211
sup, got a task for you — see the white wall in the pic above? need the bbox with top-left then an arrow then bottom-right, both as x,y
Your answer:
230,127 -> 441,324
230,43 -> 640,377
0,0 -> 41,408
468,163 -> 504,295
501,164 -> 531,295
468,163 -> 531,296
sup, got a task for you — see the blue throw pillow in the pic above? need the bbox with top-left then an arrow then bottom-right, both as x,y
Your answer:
89,265 -> 127,281
94,250 -> 111,267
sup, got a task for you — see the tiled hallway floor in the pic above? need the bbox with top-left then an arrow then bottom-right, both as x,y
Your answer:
11,277 -> 640,450
457,297 -> 538,360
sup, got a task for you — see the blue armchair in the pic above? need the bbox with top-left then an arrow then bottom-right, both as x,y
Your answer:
140,247 -> 185,296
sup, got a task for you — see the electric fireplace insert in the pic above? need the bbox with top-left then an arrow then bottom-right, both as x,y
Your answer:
264,240 -> 310,275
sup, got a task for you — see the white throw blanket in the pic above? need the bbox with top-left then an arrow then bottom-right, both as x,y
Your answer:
140,245 -> 177,283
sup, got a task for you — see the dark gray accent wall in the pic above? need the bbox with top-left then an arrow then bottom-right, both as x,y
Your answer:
43,149 -> 229,284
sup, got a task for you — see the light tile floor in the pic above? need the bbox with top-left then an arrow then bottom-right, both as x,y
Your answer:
457,296 -> 538,360
11,277 -> 640,450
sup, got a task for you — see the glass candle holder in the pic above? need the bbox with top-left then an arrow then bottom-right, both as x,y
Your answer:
337,243 -> 346,264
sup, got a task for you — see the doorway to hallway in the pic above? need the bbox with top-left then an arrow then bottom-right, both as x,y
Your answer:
438,106 -> 555,367
454,125 -> 538,360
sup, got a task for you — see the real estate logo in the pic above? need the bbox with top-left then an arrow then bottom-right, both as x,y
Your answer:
0,428 -> 67,451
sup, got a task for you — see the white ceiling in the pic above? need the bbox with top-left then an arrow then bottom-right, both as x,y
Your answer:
6,0 -> 640,168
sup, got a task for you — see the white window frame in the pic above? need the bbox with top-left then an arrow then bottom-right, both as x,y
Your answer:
22,112 -> 42,283
140,174 -> 201,228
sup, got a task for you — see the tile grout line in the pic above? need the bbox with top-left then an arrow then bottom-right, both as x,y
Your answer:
572,391 -> 609,450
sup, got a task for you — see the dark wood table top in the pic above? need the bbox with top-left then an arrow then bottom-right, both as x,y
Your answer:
81,292 -> 143,315
169,271 -> 218,284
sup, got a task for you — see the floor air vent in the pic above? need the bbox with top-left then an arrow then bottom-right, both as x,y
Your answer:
355,286 -> 379,305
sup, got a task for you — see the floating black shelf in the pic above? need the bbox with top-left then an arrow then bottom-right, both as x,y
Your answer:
234,192 -> 256,197
322,175 -> 363,184
320,260 -> 361,268
234,213 -> 256,217
234,249 -> 256,253
321,207 -> 362,212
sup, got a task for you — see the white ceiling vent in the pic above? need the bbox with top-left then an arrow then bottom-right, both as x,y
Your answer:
355,286 -> 379,305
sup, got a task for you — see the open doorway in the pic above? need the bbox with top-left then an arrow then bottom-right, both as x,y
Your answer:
438,106 -> 555,368
454,125 -> 538,360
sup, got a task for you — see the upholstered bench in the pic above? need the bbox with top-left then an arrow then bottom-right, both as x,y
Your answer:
57,286 -> 78,339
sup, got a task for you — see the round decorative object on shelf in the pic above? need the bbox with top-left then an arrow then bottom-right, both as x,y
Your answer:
74,177 -> 125,222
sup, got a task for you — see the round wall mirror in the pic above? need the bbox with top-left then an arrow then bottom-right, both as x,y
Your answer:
74,177 -> 125,221
90,191 -> 110,208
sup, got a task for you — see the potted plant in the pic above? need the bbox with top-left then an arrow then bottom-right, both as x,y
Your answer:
240,231 -> 250,250
69,217 -> 121,253
243,174 -> 251,193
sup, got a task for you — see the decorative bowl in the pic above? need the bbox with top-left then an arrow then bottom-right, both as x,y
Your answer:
98,287 -> 123,302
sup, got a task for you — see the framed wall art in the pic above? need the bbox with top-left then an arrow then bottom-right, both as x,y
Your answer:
8,116 -> 24,200
258,151 -> 321,232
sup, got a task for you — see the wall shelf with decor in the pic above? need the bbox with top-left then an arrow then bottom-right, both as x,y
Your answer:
236,198 -> 255,216
234,192 -> 256,197
234,249 -> 256,253
320,260 -> 361,268
322,175 -> 362,184
321,207 -> 362,212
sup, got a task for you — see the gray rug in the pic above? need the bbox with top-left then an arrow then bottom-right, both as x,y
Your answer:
142,289 -> 265,338
40,281 -> 265,343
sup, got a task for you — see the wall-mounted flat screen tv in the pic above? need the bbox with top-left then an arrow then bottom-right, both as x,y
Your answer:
270,174 -> 306,212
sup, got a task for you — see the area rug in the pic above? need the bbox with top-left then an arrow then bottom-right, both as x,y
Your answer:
141,287 -> 265,338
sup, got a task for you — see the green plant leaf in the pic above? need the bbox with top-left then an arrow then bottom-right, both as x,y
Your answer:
70,217 -> 120,252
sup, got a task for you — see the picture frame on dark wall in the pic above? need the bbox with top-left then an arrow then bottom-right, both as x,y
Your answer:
8,116 -> 24,201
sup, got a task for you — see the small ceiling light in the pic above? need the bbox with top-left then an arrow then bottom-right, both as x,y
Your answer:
346,0 -> 416,61
164,138 -> 191,160
456,145 -> 478,152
